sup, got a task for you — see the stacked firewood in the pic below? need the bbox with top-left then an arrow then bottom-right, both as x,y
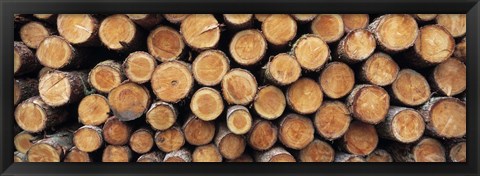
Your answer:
13,14 -> 466,163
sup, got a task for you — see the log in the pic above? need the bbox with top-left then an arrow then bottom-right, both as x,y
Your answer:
454,37 -> 466,62
129,128 -> 154,154
183,115 -> 215,146
64,147 -> 91,162
388,137 -> 446,162
319,62 -> 355,99
407,25 -> 455,67
367,14 -> 418,53
226,105 -> 252,135
99,14 -> 142,52
340,121 -> 378,156
163,148 -> 192,162
33,14 -> 57,24
286,78 -> 323,114
221,68 -> 258,105
163,14 -> 190,24
146,101 -> 177,131
78,94 -> 110,126
192,144 -> 223,162
227,153 -> 254,162
14,151 -> 26,162
376,106 -> 425,143
448,141 -> 466,162
15,96 -> 68,133
154,125 -> 185,153
341,14 -> 369,33
57,14 -> 99,46
88,60 -> 125,94
360,52 -> 399,86
123,51 -> 158,84
214,123 -> 246,160
147,26 -> 185,62
298,139 -> 335,162
278,113 -> 314,150
336,29 -> 376,63
436,14 -> 466,38
127,14 -> 163,30
102,145 -> 132,162
27,131 -> 73,162
14,78 -> 39,106
102,116 -> 132,145
73,125 -> 103,152
14,131 -> 38,154
192,50 -> 230,86
263,53 -> 301,86
108,81 -> 151,121
413,14 -> 437,22
347,84 -> 389,124
365,149 -> 393,162
137,151 -> 164,162
314,101 -> 351,141
223,14 -> 253,29
334,152 -> 366,162
229,29 -> 267,66
291,34 -> 331,72
36,36 -> 87,69
391,69 -> 431,106
291,14 -> 317,23
254,14 -> 271,22
261,14 -> 297,48
419,97 -> 466,139
247,119 -> 278,151
253,85 -> 286,120
38,67 -> 55,79
430,59 -> 466,96
39,70 -> 89,107
151,61 -> 194,103
19,21 -> 53,49
180,14 -> 221,51
14,41 -> 41,76
254,146 -> 296,162
311,14 -> 344,43
190,87 -> 224,121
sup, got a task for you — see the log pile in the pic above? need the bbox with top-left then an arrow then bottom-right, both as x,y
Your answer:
13,13 -> 467,163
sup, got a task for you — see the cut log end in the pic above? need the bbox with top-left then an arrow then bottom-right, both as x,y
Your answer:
15,99 -> 48,133
180,14 -> 220,51
224,14 -> 253,29
291,14 -> 317,23
38,71 -> 73,107
146,102 -> 177,131
183,116 -> 215,146
370,14 -> 418,52
221,69 -> 258,105
164,148 -> 192,162
226,106 -> 252,135
129,129 -> 154,154
57,14 -> 98,45
151,61 -> 193,103
392,69 -> 431,106
20,22 -> 51,49
190,87 -> 224,121
192,144 -> 222,162
14,131 -> 35,153
262,14 -> 297,47
163,14 -> 190,24
299,140 -> 335,162
253,85 -> 286,120
287,78 -> 323,114
102,145 -> 132,162
425,98 -> 466,138
349,85 -> 389,124
64,147 -> 91,162
314,101 -> 351,140
254,14 -> 271,22
27,143 -> 61,162
413,14 -> 437,22
78,94 -> 110,126
89,60 -> 124,93
127,14 -> 163,30
108,82 -> 150,121
229,29 -> 267,66
265,53 -> 301,85
436,14 -> 466,38
361,52 -> 399,86
248,120 -> 277,151
343,121 -> 378,156
449,142 -> 466,162
319,62 -> 355,99
155,126 -> 185,152
337,29 -> 376,63
279,114 -> 315,150
292,34 -> 330,71
365,149 -> 393,162
341,14 -> 369,32
137,152 -> 164,162
256,146 -> 296,162
414,25 -> 455,65
227,153 -> 254,162
192,50 -> 230,86
73,125 -> 103,152
123,51 -> 157,84
102,117 -> 131,145
311,14 -> 344,43
36,36 -> 73,69
432,59 -> 466,96
218,133 -> 246,160
99,14 -> 137,50
390,109 -> 425,143
412,138 -> 446,162
148,26 -> 185,62
335,153 -> 366,162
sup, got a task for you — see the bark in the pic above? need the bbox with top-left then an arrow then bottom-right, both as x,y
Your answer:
39,70 -> 90,107
14,96 -> 68,133
14,78 -> 39,106
27,131 -> 74,162
14,41 -> 41,76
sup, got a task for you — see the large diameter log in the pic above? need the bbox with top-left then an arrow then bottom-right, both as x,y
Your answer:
64,147 -> 91,162
147,26 -> 185,62
366,149 -> 393,162
102,116 -> 132,145
314,101 -> 351,141
368,14 -> 418,53
391,69 -> 431,106
360,52 -> 399,86
340,121 -> 378,156
57,14 -> 99,46
221,68 -> 258,105
155,125 -> 185,152
108,81 -> 151,121
261,14 -> 297,48
229,29 -> 267,66
436,14 -> 466,38
190,87 -> 224,121
255,146 -> 296,162
14,41 -> 41,76
341,14 -> 369,33
448,141 -> 466,162
214,123 -> 246,160
430,59 -> 466,96
192,144 -> 222,162
286,78 -> 323,115
278,113 -> 314,150
14,78 -> 39,106
319,62 -> 355,99
298,139 -> 335,162
102,145 -> 132,162
88,60 -> 125,94
129,128 -> 154,154
73,125 -> 103,152
224,14 -> 253,29
247,119 -> 278,151
180,14 -> 220,51
27,132 -> 73,162
334,152 -> 366,162
336,29 -> 376,63
388,137 -> 446,162
291,34 -> 331,72
347,84 -> 389,124
14,131 -> 38,154
454,38 -> 466,63
226,105 -> 252,135
192,50 -> 230,86
291,14 -> 317,23
123,51 -> 157,84
99,14 -> 142,52
163,148 -> 192,162
408,25 -> 455,67
183,115 -> 215,146
227,153 -> 254,162
151,61 -> 194,103
39,70 -> 89,107
137,151 -> 164,162
419,97 -> 466,139
413,14 -> 437,22
127,14 -> 163,30
263,53 -> 301,86
146,101 -> 177,131
163,14 -> 190,24
311,14 -> 344,43
253,85 -> 286,120
36,36 -> 87,69
19,21 -> 53,49
78,94 -> 110,126
376,106 -> 425,143
254,14 -> 271,22
15,96 -> 68,133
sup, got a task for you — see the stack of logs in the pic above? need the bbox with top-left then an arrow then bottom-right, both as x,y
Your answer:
13,13 -> 466,163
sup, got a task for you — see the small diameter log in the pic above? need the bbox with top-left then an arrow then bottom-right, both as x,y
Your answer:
334,152 -> 366,162
88,60 -> 125,94
147,26 -> 185,62
39,70 -> 89,107
341,14 -> 369,33
36,36 -> 86,69
376,107 -> 425,143
180,14 -> 221,51
419,97 -> 466,139
192,144 -> 223,162
215,123 -> 246,160
108,81 -> 151,121
127,14 -> 163,30
226,105 -> 252,135
253,85 -> 286,120
15,96 -> 68,133
347,84 -> 389,124
436,14 -> 466,38
78,94 -> 110,126
14,41 -> 41,76
102,145 -> 132,162
14,131 -> 37,154
163,148 -> 192,162
221,68 -> 258,105
224,14 -> 253,29
263,53 -> 301,86
183,115 -> 216,146
291,14 -> 318,23
137,151 -> 164,162
261,14 -> 297,48
430,59 -> 466,96
73,125 -> 103,152
57,14 -> 99,46
314,101 -> 351,141
448,141 -> 466,162
255,146 -> 296,162
360,52 -> 399,86
413,14 -> 438,22
229,29 -> 267,66
163,14 -> 190,24
27,132 -> 73,162
298,139 -> 335,162
391,69 -> 431,106
99,14 -> 142,51
102,116 -> 132,145
192,50 -> 230,86
14,151 -> 26,162
227,153 -> 254,162
340,121 -> 378,156
64,147 -> 92,162
146,101 -> 177,131
278,113 -> 315,150
367,14 -> 418,53
366,149 -> 393,162
123,51 -> 157,84
14,78 -> 39,106
409,25 -> 455,67
155,126 -> 185,153
254,14 -> 271,22
389,137 -> 446,162
33,14 -> 57,24
319,62 -> 355,99
336,29 -> 376,63
190,87 -> 224,121
286,78 -> 323,115
151,61 -> 194,103
247,119 -> 278,151
20,21 -> 53,49
454,38 -> 466,62
291,34 -> 331,72
129,128 -> 154,154
311,14 -> 344,43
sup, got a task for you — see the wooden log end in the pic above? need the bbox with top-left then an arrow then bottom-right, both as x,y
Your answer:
164,148 -> 192,162
248,120 -> 277,151
253,85 -> 286,120
192,50 -> 230,86
432,59 -> 466,96
102,145 -> 132,162
99,14 -> 137,51
224,14 -> 253,29
229,29 -> 267,66
36,36 -> 75,69
369,14 -> 418,53
449,141 -> 466,162
255,146 -> 296,162
337,29 -> 376,63
64,147 -> 91,162
413,14 -> 438,22
148,26 -> 185,62
262,14 -> 297,47
147,102 -> 177,131
311,14 -> 344,43
151,61 -> 193,103
14,131 -> 35,154
73,125 -> 103,152
89,60 -> 124,94
78,94 -> 110,126
265,53 -> 301,86
291,14 -> 318,23
292,34 -> 330,72
129,129 -> 154,154
180,14 -> 220,51
215,124 -> 246,160
319,62 -> 355,99
299,139 -> 335,162
423,97 -> 466,138
226,105 -> 252,135
366,149 -> 393,162
227,153 -> 254,162
155,126 -> 185,153
137,151 -> 164,162
279,114 -> 315,150
413,25 -> 455,66
57,14 -> 98,45
254,14 -> 271,22
191,87 -> 224,121
341,14 -> 369,33
221,68 -> 258,105
392,69 -> 431,106
287,78 -> 323,115
436,14 -> 466,38
192,144 -> 223,162
123,51 -> 157,84
386,108 -> 425,143
314,101 -> 351,141
102,117 -> 131,145
348,84 -> 389,124
183,115 -> 215,146
343,121 -> 378,156
127,14 -> 163,30
108,82 -> 150,121
335,152 -> 366,162
163,14 -> 190,24
361,52 -> 399,86
15,97 -> 67,133
412,138 -> 446,162
20,21 -> 52,49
